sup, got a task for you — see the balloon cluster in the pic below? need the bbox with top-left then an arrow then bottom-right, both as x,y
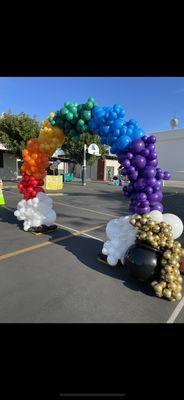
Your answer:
14,192 -> 56,231
102,216 -> 136,266
120,136 -> 171,214
38,123 -> 65,157
21,138 -> 49,180
130,211 -> 184,301
50,98 -> 97,142
18,173 -> 44,201
88,104 -> 144,153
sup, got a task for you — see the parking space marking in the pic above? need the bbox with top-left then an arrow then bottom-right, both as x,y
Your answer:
53,200 -> 123,218
0,224 -> 105,262
166,296 -> 184,323
57,223 -> 104,242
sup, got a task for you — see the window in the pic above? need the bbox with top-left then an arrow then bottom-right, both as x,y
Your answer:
0,152 -> 3,168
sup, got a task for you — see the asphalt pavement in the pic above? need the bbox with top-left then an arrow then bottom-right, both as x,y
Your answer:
0,181 -> 184,322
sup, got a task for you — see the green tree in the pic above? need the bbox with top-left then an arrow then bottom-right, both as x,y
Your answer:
0,112 -> 40,156
62,133 -> 107,165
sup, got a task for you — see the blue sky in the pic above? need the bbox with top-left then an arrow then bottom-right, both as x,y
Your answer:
1,77 -> 184,133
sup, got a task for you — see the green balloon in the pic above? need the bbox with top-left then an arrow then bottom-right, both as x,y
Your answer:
83,124 -> 88,133
77,104 -> 83,113
64,102 -> 70,108
69,129 -> 76,136
51,120 -> 56,126
65,121 -> 72,130
82,110 -> 91,121
77,119 -> 84,127
66,112 -> 73,121
85,101 -> 93,110
61,108 -> 69,116
73,135 -> 80,142
88,97 -> 95,103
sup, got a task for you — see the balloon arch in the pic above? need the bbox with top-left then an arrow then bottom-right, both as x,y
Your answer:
14,98 -> 184,302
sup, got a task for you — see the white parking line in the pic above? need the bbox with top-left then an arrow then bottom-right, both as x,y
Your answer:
166,296 -> 184,323
56,223 -> 104,242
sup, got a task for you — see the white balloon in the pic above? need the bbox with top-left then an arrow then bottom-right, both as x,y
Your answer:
149,210 -> 163,223
107,255 -> 118,266
163,213 -> 183,239
102,247 -> 108,255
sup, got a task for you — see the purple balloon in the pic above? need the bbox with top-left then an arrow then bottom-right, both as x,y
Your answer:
132,155 -> 147,169
146,177 -> 157,187
143,166 -> 156,178
153,180 -> 163,191
164,171 -> 171,180
137,206 -> 151,215
147,144 -> 155,152
150,203 -> 163,212
127,184 -> 134,193
148,192 -> 160,203
146,159 -> 158,168
156,171 -> 164,180
156,191 -> 163,202
144,186 -> 153,195
121,168 -> 128,176
156,168 -> 162,173
140,148 -> 150,158
142,136 -> 148,143
147,135 -> 157,144
130,139 -> 145,154
140,200 -> 150,207
134,178 -> 146,191
126,152 -> 133,160
129,205 -> 136,213
137,192 -> 147,202
148,151 -> 157,161
128,166 -> 136,174
129,171 -> 139,181
122,158 -> 131,168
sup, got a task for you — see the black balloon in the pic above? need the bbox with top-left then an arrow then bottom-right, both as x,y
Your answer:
123,241 -> 162,282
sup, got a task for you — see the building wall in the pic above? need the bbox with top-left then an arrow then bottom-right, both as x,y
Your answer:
0,152 -> 18,180
105,159 -> 120,180
151,128 -> 184,181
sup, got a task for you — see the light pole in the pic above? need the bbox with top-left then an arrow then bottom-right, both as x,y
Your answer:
82,143 -> 87,186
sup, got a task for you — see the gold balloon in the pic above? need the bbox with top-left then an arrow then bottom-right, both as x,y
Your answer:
166,240 -> 174,249
176,284 -> 182,292
130,218 -> 136,226
177,276 -> 183,284
161,258 -> 168,266
160,222 -> 167,228
144,213 -> 150,219
152,226 -> 160,233
151,281 -> 158,287
155,292 -> 163,298
180,248 -> 184,257
168,282 -> 177,291
172,292 -> 182,301
160,240 -> 166,248
163,251 -> 172,260
165,273 -> 175,282
164,266 -> 173,273
141,218 -> 147,224
163,288 -> 172,299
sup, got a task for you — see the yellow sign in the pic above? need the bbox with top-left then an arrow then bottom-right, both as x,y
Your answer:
45,175 -> 63,190
0,189 -> 5,205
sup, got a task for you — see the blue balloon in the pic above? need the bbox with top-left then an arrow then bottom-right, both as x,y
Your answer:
109,111 -> 117,120
119,108 -> 126,118
114,129 -> 121,137
120,125 -> 127,134
107,134 -> 115,146
117,135 -> 132,151
100,125 -> 110,136
131,128 -> 144,140
100,137 -> 108,145
112,118 -> 124,130
110,144 -> 118,154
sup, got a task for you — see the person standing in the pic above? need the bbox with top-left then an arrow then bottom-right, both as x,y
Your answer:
107,168 -> 113,182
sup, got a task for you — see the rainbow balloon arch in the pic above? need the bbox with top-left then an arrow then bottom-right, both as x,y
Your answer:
14,98 -> 184,302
